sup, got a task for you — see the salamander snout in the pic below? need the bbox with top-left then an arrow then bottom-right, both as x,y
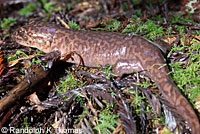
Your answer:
11,27 -> 31,47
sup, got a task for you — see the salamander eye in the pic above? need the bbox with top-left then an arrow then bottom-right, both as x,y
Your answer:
18,29 -> 24,37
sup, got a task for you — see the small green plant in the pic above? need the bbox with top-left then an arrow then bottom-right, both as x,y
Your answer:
167,36 -> 186,58
174,25 -> 185,34
122,16 -> 165,40
56,72 -> 85,93
122,14 -> 197,41
135,9 -> 142,16
122,2 -> 129,11
169,40 -> 200,102
43,0 -> 57,13
103,19 -> 121,31
68,21 -> 81,30
129,88 -> 146,114
151,15 -> 165,22
22,116 -> 30,128
36,50 -> 45,55
76,95 -> 86,107
121,23 -> 136,33
19,0 -> 57,16
98,65 -> 118,80
0,17 -> 16,29
137,77 -> 156,88
31,58 -> 42,64
143,19 -> 164,40
169,13 -> 194,24
8,50 -> 49,72
8,50 -> 29,61
19,2 -> 37,16
93,104 -> 119,134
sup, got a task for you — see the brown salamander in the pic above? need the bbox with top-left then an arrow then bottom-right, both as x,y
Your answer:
12,21 -> 200,133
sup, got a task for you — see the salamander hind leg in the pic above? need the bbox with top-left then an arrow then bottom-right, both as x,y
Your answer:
112,59 -> 144,78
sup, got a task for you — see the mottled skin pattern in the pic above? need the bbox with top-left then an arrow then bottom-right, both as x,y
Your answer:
12,21 -> 200,133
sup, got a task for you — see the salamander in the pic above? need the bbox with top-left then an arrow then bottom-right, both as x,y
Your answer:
12,21 -> 200,133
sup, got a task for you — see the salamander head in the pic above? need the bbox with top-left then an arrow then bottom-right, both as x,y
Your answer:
12,26 -> 33,47
12,23 -> 55,53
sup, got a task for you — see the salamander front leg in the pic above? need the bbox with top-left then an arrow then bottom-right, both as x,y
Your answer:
61,51 -> 84,66
61,51 -> 85,80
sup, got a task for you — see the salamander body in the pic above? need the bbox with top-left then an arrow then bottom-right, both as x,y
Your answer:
12,21 -> 200,133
